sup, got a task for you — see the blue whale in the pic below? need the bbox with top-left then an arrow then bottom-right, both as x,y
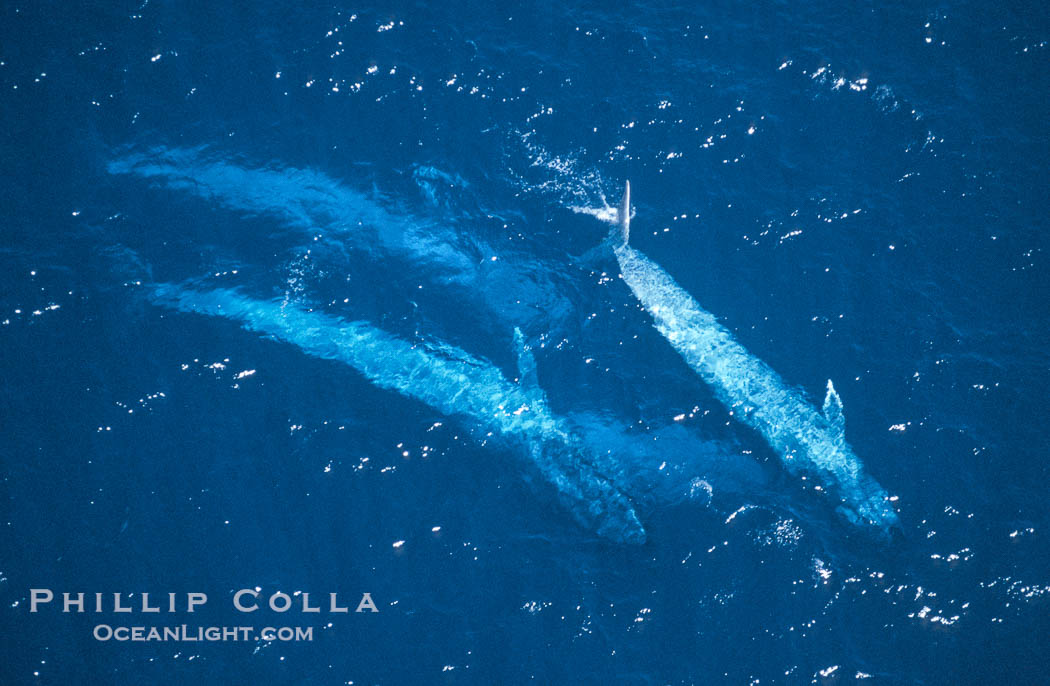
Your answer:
608,182 -> 899,532
152,283 -> 647,544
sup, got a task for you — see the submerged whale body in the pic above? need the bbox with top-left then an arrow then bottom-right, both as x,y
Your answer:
608,182 -> 899,532
151,284 -> 646,544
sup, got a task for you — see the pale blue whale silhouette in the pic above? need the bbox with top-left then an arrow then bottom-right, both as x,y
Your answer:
152,283 -> 647,543
109,146 -> 575,333
608,182 -> 899,532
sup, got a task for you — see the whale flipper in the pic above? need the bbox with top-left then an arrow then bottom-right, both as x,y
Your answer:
823,379 -> 845,435
617,181 -> 631,245
513,327 -> 542,403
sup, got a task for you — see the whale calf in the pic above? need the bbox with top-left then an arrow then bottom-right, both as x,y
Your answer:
151,283 -> 646,544
607,183 -> 899,532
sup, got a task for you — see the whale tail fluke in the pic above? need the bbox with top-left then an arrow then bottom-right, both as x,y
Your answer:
617,180 -> 631,245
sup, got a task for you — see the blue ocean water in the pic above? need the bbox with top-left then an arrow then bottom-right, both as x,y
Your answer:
2,0 -> 1048,683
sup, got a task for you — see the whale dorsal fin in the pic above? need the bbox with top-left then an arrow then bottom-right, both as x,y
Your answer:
617,180 -> 631,245
513,327 -> 542,402
823,379 -> 845,436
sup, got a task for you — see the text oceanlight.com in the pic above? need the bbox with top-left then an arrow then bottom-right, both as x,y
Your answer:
92,624 -> 314,642
28,588 -> 379,643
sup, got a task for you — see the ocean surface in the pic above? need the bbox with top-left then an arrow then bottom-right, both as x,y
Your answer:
2,1 -> 1048,683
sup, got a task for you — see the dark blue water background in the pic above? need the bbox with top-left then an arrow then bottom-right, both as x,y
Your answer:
2,1 -> 1048,683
